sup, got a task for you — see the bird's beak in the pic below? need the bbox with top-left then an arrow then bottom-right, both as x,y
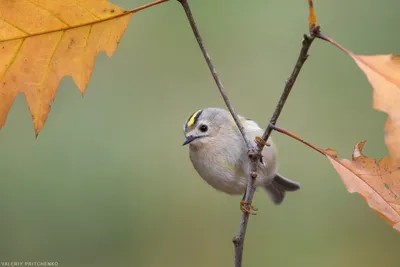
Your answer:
182,135 -> 196,146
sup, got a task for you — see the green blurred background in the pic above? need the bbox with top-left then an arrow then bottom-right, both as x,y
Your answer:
0,0 -> 399,266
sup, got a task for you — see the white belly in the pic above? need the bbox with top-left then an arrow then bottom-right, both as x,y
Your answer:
189,147 -> 269,195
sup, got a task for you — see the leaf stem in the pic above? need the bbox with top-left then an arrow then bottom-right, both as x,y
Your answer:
269,123 -> 325,155
316,33 -> 353,55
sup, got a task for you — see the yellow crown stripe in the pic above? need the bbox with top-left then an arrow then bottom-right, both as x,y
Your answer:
187,109 -> 202,127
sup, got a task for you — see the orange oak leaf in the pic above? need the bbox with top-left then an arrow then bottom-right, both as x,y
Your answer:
271,125 -> 400,232
325,141 -> 400,232
0,0 -> 166,136
320,35 -> 400,167
352,55 -> 400,167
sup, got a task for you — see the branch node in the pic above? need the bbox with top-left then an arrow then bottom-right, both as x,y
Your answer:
232,236 -> 241,245
268,122 -> 277,131
310,24 -> 321,36
302,34 -> 310,44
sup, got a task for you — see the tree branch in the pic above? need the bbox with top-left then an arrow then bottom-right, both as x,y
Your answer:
232,27 -> 319,267
256,26 -> 319,154
176,2 -> 261,266
177,0 -> 253,150
177,1 -> 319,267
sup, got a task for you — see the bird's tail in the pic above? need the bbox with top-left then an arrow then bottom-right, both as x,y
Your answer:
264,173 -> 300,205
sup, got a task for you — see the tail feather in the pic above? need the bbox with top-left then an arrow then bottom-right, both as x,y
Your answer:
264,174 -> 300,205
274,174 -> 300,191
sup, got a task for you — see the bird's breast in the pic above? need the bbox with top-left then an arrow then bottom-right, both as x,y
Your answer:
189,146 -> 250,194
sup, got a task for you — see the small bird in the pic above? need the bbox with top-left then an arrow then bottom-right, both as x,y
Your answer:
182,108 -> 300,210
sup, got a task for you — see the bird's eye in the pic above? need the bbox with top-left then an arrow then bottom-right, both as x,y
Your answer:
199,124 -> 208,132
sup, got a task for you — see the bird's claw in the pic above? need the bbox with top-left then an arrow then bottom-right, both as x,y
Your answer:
255,136 -> 270,147
240,201 -> 258,215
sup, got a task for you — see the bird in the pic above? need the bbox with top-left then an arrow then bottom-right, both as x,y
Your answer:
182,108 -> 300,212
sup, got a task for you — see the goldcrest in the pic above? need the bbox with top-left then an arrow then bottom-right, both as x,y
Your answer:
183,108 -> 300,204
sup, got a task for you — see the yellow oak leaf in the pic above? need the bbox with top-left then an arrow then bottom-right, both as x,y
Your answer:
0,0 -> 166,136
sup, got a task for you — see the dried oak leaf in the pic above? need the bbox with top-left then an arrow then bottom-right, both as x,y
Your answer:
322,36 -> 400,167
0,0 -> 162,136
350,54 -> 400,168
325,141 -> 400,232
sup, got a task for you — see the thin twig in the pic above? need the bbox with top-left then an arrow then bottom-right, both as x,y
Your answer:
256,26 -> 320,154
231,28 -> 319,267
231,182 -> 256,267
234,26 -> 322,266
176,1 -> 260,267
177,0 -> 253,150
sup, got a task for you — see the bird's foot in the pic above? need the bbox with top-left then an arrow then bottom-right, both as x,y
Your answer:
240,201 -> 258,215
255,136 -> 270,147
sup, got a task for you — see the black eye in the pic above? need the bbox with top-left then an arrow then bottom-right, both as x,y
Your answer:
199,124 -> 208,132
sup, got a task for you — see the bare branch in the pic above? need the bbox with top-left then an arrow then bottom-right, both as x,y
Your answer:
256,26 -> 319,154
232,28 -> 318,267
177,0 -> 253,150
176,2 -> 260,267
